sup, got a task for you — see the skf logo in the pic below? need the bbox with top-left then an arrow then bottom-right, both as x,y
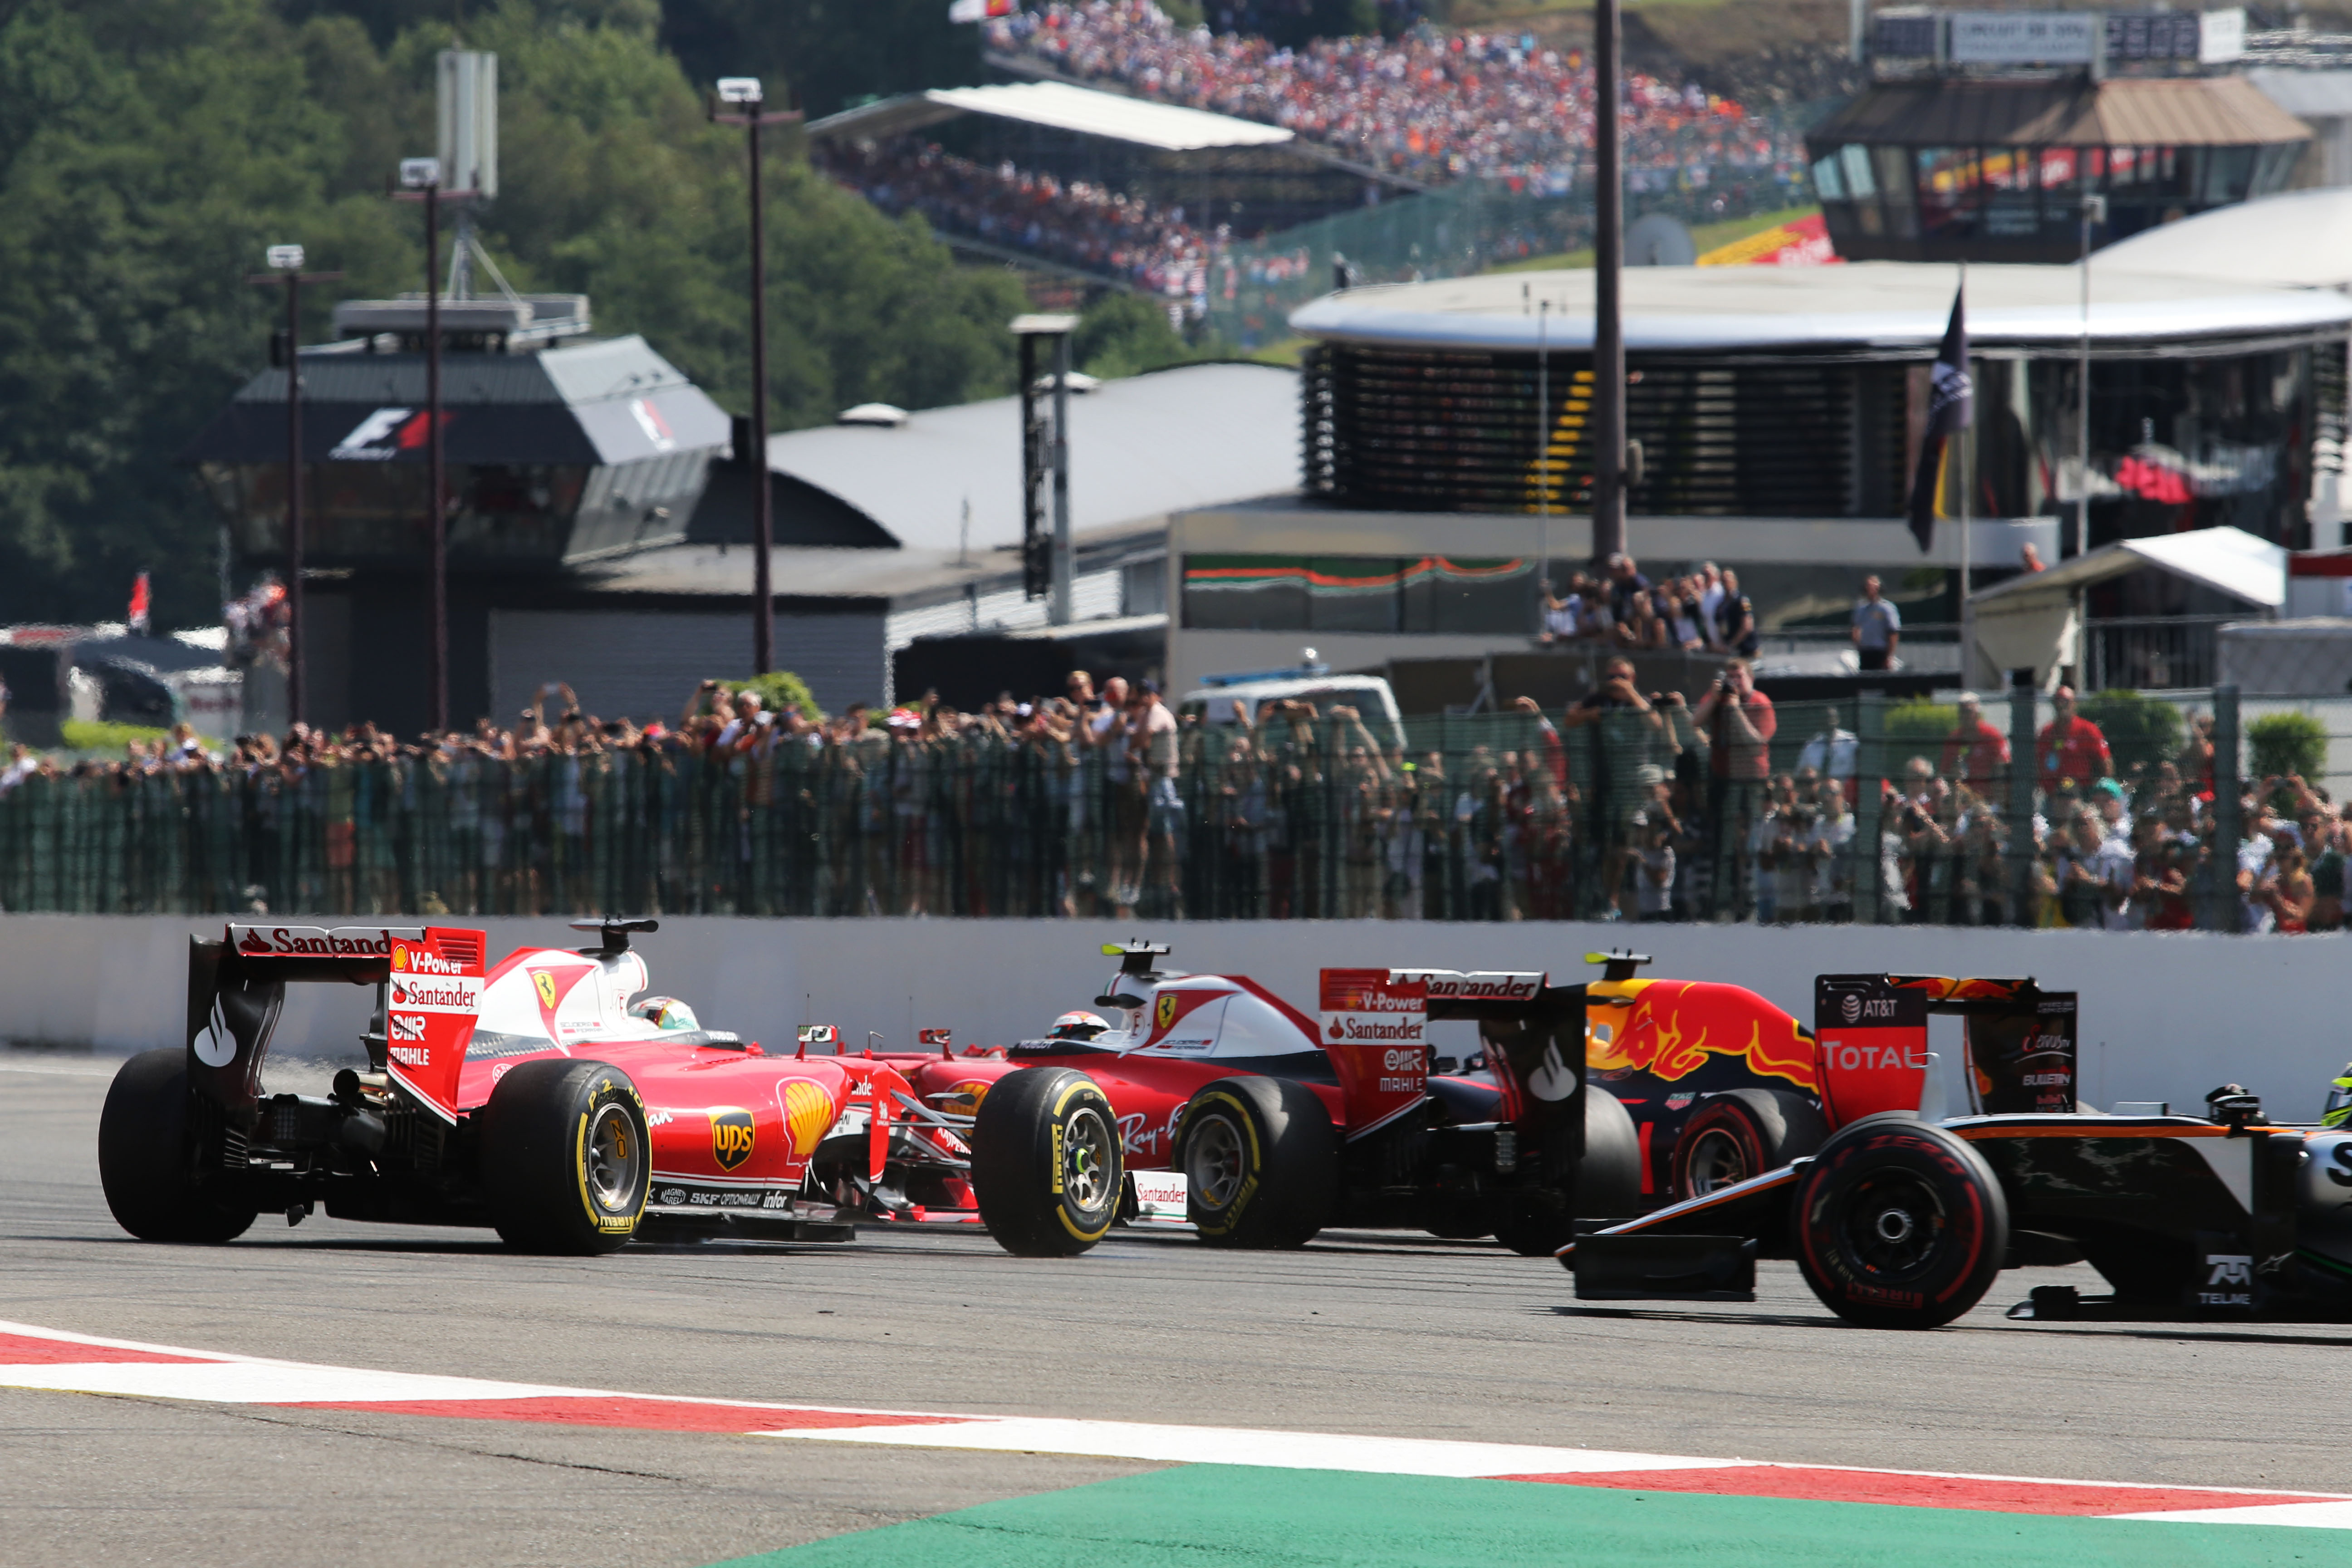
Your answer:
328,407 -> 453,461
2205,1254 -> 2254,1287
1155,993 -> 1179,1030
710,1108 -> 756,1171
533,971 -> 559,1009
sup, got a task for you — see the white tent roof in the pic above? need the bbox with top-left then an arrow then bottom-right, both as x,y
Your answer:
2095,186 -> 2352,292
1970,526 -> 2287,609
807,81 -> 1295,154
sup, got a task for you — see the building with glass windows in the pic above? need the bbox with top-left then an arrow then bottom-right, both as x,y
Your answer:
1158,262 -> 2350,693
1805,75 -> 2309,263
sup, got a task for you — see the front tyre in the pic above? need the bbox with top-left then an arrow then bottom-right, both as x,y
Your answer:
98,1048 -> 256,1244
969,1067 -> 1123,1257
1178,1076 -> 1337,1249
480,1059 -> 649,1255
1794,1117 -> 2008,1329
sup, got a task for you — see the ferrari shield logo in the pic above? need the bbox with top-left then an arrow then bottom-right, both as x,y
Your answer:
532,970 -> 559,1009
710,1108 -> 756,1171
1155,992 -> 1179,1031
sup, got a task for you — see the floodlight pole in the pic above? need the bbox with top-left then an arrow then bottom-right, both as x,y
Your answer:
712,82 -> 803,676
392,168 -> 470,733
2077,192 -> 2106,561
1591,0 -> 1627,565
246,253 -> 343,729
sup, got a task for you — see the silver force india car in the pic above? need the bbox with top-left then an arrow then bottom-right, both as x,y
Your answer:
1567,973 -> 2352,1329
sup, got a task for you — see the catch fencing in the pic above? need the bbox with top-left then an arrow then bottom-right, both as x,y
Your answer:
2,685 -> 2343,932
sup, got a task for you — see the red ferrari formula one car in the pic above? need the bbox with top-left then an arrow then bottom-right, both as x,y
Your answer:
881,942 -> 1642,1258
99,919 -> 965,1254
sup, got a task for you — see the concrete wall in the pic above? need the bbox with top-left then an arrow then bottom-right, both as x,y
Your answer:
14,915 -> 2343,1124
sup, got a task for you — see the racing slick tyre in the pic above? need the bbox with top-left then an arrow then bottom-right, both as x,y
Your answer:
1794,1115 -> 2009,1330
1178,1076 -> 1338,1249
1670,1088 -> 1830,1201
98,1048 -> 257,1244
969,1067 -> 1124,1257
480,1059 -> 650,1256
1490,1089 -> 1640,1257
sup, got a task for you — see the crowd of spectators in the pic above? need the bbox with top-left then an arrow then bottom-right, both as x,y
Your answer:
812,139 -> 1214,299
1536,553 -> 1760,657
987,1 -> 1811,189
0,669 -> 2335,936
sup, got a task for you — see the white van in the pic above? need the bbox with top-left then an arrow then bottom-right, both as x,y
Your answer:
1179,667 -> 1406,750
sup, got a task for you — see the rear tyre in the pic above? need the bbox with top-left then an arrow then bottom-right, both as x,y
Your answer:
98,1048 -> 256,1244
1178,1076 -> 1337,1249
1490,1089 -> 1639,1257
1794,1117 -> 2009,1329
969,1067 -> 1123,1257
480,1059 -> 649,1255
1670,1088 -> 1830,1201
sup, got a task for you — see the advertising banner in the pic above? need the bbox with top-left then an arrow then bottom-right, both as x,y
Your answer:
1948,11 -> 2099,63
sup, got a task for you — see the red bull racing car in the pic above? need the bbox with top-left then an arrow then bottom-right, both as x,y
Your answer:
1568,973 -> 2352,1329
98,920 -> 968,1254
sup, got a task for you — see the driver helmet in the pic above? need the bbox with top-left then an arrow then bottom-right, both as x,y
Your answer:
631,995 -> 701,1032
2325,1063 -> 2352,1129
1049,1010 -> 1110,1042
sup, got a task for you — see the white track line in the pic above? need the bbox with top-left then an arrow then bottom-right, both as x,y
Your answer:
0,1319 -> 2343,1525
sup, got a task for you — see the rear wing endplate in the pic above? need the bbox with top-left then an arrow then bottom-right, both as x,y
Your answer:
189,925 -> 487,1126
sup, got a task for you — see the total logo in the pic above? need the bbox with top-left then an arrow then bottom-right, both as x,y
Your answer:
328,407 -> 453,461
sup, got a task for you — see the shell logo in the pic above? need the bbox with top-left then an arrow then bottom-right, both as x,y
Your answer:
938,1078 -> 995,1116
781,1079 -> 833,1156
392,947 -> 408,971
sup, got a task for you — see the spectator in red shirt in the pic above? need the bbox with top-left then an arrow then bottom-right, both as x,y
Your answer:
1938,693 -> 2010,795
2036,686 -> 2112,790
1692,659 -> 1776,779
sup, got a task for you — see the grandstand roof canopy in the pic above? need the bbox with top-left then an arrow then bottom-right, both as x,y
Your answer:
1809,75 -> 2310,148
807,80 -> 1294,154
1290,262 -> 2352,354
2097,185 -> 2352,291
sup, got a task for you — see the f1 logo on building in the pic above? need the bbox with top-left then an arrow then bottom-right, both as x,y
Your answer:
329,407 -> 454,461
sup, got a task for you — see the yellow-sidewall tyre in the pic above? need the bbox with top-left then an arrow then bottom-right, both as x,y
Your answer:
480,1059 -> 649,1255
970,1067 -> 1123,1257
1177,1076 -> 1337,1249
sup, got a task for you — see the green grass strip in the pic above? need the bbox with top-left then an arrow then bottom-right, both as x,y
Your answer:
710,1464 -> 2349,1568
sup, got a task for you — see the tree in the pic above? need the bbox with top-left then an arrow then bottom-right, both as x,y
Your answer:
0,0 -> 1025,628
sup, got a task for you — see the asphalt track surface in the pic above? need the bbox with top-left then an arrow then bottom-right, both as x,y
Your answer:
9,1053 -> 2352,1568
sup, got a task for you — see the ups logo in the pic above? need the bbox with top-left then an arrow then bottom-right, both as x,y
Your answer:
710,1107 -> 756,1171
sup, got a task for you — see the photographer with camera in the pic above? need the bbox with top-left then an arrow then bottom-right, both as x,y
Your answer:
1691,659 -> 1775,920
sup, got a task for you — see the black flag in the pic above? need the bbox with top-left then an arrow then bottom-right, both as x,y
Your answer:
1906,285 -> 1972,553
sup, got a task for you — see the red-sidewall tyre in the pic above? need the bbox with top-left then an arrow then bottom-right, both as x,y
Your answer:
1178,1076 -> 1337,1249
1793,1116 -> 2008,1330
1670,1088 -> 1829,1201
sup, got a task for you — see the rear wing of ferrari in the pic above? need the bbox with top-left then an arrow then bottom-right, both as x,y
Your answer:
1372,969 -> 1588,1156
188,924 -> 488,1128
